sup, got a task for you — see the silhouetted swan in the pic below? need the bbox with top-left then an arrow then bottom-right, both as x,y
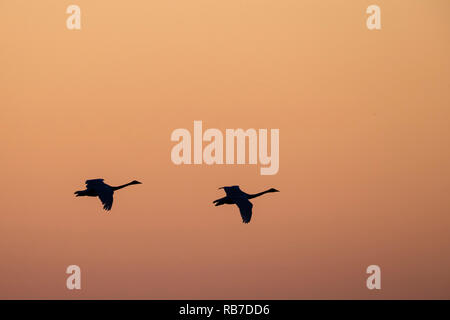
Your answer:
213,186 -> 279,223
74,179 -> 142,211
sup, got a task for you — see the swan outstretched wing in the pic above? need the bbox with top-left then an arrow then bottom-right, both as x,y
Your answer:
98,190 -> 114,211
221,186 -> 242,197
235,198 -> 253,224
85,179 -> 105,187
219,186 -> 253,223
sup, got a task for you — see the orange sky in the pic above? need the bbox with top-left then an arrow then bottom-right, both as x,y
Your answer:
1,0 -> 450,299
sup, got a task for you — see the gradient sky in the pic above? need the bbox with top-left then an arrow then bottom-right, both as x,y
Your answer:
1,0 -> 450,299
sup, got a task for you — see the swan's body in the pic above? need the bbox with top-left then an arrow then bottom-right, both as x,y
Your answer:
74,179 -> 142,211
213,186 -> 279,223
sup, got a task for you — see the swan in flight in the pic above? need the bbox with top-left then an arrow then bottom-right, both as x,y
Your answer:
213,186 -> 279,223
74,179 -> 142,211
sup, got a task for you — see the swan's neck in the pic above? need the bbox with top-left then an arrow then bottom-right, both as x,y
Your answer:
112,182 -> 134,191
247,189 -> 272,199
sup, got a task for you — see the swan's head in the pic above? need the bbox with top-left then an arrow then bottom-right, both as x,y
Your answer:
268,188 -> 280,193
130,180 -> 142,185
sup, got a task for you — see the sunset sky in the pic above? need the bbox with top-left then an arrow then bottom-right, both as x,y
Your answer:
1,0 -> 450,299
